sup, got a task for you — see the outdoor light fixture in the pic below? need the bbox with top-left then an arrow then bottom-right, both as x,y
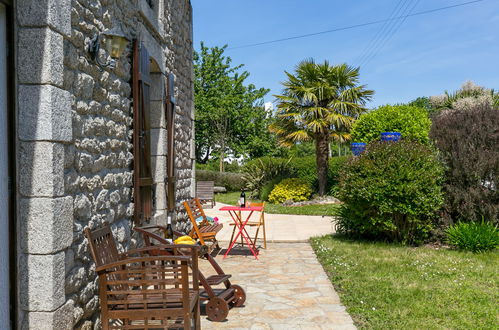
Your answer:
88,26 -> 129,69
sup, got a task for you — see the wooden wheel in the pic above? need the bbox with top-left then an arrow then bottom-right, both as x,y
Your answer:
230,285 -> 246,307
206,297 -> 229,322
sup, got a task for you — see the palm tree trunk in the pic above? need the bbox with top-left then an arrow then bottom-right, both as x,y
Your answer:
315,133 -> 329,195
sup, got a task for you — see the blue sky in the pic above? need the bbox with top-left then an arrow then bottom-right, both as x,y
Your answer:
191,0 -> 499,108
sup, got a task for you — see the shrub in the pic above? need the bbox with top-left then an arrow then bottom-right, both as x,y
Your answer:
337,141 -> 445,244
289,156 -> 316,187
243,156 -> 348,197
351,105 -> 431,144
196,170 -> 245,192
446,221 -> 498,252
259,177 -> 283,201
430,103 -> 499,224
268,178 -> 312,204
196,161 -> 241,172
241,157 -> 293,197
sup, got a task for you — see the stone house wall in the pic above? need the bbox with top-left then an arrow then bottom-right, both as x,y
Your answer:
15,0 -> 194,328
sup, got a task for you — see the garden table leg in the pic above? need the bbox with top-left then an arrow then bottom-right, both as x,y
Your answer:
223,210 -> 259,259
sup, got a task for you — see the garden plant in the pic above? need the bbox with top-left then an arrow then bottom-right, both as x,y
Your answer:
271,60 -> 373,195
351,104 -> 431,144
337,140 -> 444,244
430,102 -> 499,224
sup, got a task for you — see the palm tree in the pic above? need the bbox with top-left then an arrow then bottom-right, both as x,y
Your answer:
271,59 -> 374,195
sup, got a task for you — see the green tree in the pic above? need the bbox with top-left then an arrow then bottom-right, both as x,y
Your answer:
351,105 -> 431,144
194,43 -> 270,171
271,59 -> 374,195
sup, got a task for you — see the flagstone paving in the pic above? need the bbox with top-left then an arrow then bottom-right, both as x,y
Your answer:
199,243 -> 356,329
204,202 -> 336,243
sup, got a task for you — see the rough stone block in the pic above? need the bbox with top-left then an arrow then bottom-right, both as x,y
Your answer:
151,155 -> 166,183
19,142 -> 64,197
138,0 -> 164,37
19,252 -> 66,311
154,183 -> 167,210
19,85 -> 72,142
149,73 -> 164,101
19,197 -> 73,254
17,0 -> 71,37
18,28 -> 64,87
150,101 -> 165,128
23,299 -> 74,330
150,128 -> 167,156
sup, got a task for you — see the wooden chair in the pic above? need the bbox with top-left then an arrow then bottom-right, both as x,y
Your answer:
134,226 -> 247,322
84,223 -> 201,329
184,198 -> 223,254
196,181 -> 215,208
229,202 -> 267,249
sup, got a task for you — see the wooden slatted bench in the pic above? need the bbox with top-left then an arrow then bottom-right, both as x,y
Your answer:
196,180 -> 215,208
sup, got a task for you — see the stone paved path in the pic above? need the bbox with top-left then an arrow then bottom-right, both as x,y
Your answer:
204,203 -> 336,243
199,243 -> 356,329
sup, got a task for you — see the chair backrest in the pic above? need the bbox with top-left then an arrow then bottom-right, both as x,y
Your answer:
84,221 -> 120,267
84,222 -> 127,297
196,181 -> 214,200
183,198 -> 208,244
250,202 -> 266,224
98,255 -> 196,329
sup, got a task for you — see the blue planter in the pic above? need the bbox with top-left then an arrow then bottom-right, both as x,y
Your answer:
351,143 -> 367,156
381,132 -> 401,142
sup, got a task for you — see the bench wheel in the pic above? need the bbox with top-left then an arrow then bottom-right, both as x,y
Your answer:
230,285 -> 246,307
206,297 -> 229,322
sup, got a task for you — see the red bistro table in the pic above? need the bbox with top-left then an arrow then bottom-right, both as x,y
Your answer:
219,205 -> 263,260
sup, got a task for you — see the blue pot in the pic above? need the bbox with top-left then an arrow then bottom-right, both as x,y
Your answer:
351,142 -> 367,156
380,132 -> 401,142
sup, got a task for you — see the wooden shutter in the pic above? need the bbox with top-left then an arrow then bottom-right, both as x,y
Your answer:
165,73 -> 176,212
132,41 -> 153,224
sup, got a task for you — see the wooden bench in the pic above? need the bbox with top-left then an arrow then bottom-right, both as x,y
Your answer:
84,222 -> 201,329
134,226 -> 247,322
196,180 -> 215,208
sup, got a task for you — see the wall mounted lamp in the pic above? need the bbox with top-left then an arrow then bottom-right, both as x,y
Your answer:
88,27 -> 129,69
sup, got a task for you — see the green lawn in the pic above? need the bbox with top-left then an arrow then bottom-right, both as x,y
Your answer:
311,235 -> 499,329
215,191 -> 340,216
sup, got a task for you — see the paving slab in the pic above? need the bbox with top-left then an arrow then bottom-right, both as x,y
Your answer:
204,202 -> 336,243
199,243 -> 356,329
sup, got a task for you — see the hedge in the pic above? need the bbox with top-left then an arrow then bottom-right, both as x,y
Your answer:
196,170 -> 245,192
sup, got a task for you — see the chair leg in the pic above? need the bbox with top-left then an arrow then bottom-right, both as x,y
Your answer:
195,297 -> 201,329
254,225 -> 261,249
262,225 -> 267,249
229,224 -> 236,247
262,214 -> 267,249
184,310 -> 191,330
102,317 -> 109,330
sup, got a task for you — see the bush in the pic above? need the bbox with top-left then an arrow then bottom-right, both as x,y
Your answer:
430,103 -> 499,224
241,157 -> 293,197
289,156 -> 316,187
351,105 -> 431,144
243,156 -> 348,197
196,170 -> 245,192
446,221 -> 498,252
337,141 -> 445,244
259,177 -> 282,201
196,161 -> 241,173
268,178 -> 312,204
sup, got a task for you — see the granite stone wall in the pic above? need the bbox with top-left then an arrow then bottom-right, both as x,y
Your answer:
16,0 -> 194,328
